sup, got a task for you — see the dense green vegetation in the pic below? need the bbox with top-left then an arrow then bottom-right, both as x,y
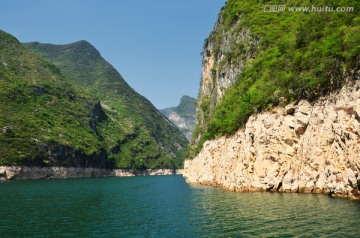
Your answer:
0,30 -> 187,169
24,40 -> 188,169
0,30 -> 106,167
193,0 -> 359,154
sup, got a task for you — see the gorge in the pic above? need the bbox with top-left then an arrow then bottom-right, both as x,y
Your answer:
1,0 -> 360,236
0,0 -> 359,201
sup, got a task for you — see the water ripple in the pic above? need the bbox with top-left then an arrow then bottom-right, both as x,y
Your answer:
0,176 -> 359,237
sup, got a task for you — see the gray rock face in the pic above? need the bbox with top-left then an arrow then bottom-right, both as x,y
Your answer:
184,80 -> 360,199
193,16 -> 258,145
160,96 -> 196,141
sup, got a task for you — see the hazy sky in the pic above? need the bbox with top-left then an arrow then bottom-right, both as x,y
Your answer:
1,0 -> 226,108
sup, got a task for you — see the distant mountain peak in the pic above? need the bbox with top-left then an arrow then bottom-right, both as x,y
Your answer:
75,39 -> 90,45
24,40 -> 101,60
180,95 -> 195,102
70,40 -> 98,50
160,95 -> 196,141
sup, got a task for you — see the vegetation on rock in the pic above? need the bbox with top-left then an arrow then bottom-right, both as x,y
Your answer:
191,0 -> 359,156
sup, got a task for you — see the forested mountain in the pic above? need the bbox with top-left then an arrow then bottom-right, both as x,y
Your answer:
0,30 -> 188,169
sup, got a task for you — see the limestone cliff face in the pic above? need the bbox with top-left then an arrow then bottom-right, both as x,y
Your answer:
193,16 -> 257,146
184,80 -> 360,199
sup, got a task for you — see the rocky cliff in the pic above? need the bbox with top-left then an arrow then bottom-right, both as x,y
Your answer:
185,80 -> 360,199
185,0 -> 360,199
190,0 -> 359,156
190,6 -> 258,155
160,96 -> 196,141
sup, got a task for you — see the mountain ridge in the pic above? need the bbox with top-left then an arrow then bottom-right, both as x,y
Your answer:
0,30 -> 109,168
24,40 -> 188,169
0,30 -> 188,170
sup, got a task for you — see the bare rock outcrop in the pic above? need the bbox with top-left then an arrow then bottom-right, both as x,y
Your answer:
184,81 -> 360,199
0,167 -> 181,181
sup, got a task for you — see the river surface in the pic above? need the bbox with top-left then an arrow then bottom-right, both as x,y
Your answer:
0,175 -> 359,237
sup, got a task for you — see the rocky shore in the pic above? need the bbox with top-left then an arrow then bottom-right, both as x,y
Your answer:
0,166 -> 182,181
184,81 -> 360,200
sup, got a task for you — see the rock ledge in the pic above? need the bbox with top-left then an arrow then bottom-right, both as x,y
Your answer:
0,166 -> 181,181
184,81 -> 360,200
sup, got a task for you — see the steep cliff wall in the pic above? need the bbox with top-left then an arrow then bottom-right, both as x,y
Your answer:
190,0 -> 359,157
192,15 -> 257,150
185,80 -> 360,199
185,0 -> 359,199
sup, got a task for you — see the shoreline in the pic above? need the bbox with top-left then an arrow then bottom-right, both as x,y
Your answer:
184,179 -> 360,200
0,166 -> 183,181
184,81 -> 360,201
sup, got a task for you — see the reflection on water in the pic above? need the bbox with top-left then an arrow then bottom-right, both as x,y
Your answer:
0,175 -> 359,237
190,185 -> 360,237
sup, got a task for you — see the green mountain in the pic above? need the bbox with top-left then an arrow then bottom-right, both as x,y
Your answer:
23,40 -> 188,169
0,30 -> 109,167
160,96 -> 196,141
24,40 -> 188,169
190,0 -> 359,156
0,30 -> 188,169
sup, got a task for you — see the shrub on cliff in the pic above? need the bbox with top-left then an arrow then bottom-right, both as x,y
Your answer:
193,0 -> 359,154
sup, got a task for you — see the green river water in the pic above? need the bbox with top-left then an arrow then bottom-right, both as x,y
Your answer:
0,175 -> 359,237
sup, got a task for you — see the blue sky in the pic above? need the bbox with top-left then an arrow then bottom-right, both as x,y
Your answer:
1,0 -> 226,108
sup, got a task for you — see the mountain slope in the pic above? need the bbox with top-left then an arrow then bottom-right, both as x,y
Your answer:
191,0 -> 359,156
24,40 -> 188,169
160,95 -> 196,141
184,0 -> 360,199
0,30 -> 108,167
